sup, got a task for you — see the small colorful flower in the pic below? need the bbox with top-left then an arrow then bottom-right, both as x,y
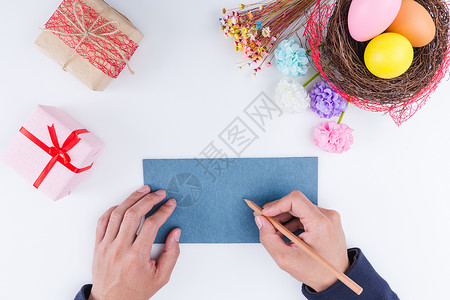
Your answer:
222,8 -> 226,14
259,5 -> 263,10
314,121 -> 353,153
275,77 -> 310,113
309,81 -> 348,119
274,38 -> 309,77
256,21 -> 262,29
262,27 -> 270,38
248,12 -> 253,19
230,17 -> 237,24
241,27 -> 248,34
248,27 -> 258,40
239,4 -> 245,10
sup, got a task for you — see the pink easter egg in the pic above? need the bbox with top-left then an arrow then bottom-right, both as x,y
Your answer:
348,0 -> 402,42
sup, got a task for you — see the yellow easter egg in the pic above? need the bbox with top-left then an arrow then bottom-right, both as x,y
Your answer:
364,32 -> 414,79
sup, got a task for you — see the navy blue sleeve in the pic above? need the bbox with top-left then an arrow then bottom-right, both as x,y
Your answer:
302,248 -> 399,300
74,284 -> 92,300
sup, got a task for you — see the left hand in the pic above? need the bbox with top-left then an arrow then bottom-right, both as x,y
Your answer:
89,186 -> 181,300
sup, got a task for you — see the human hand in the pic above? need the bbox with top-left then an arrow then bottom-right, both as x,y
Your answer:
89,186 -> 181,300
255,190 -> 349,292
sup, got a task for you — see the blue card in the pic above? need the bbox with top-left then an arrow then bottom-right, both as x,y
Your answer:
143,157 -> 318,243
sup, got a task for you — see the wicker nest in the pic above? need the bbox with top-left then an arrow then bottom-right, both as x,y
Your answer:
305,0 -> 450,125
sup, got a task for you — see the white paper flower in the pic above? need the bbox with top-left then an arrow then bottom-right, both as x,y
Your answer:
248,27 -> 258,40
262,27 -> 271,38
275,77 -> 310,113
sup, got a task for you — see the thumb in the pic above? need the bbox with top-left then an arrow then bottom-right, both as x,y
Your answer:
255,216 -> 290,261
156,228 -> 181,284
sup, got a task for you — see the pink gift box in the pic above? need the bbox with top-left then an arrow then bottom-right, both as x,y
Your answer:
2,105 -> 104,200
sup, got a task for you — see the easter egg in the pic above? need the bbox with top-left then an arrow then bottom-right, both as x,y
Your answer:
348,0 -> 402,42
364,33 -> 414,79
386,0 -> 436,47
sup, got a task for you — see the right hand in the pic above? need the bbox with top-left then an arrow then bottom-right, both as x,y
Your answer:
255,190 -> 349,292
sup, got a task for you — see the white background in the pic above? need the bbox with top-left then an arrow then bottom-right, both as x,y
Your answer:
1,0 -> 449,299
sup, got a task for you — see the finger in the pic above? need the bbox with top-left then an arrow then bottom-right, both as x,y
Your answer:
256,216 -> 291,267
282,218 -> 304,233
134,198 -> 177,252
95,206 -> 118,246
156,228 -> 181,286
262,191 -> 322,226
116,190 -> 167,244
273,212 -> 294,223
103,185 -> 151,242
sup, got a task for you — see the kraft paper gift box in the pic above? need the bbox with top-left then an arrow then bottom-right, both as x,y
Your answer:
35,0 -> 144,91
1,105 -> 104,200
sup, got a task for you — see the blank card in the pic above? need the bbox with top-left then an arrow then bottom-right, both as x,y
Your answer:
143,157 -> 318,243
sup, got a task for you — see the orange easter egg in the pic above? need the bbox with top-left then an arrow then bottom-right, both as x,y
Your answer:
386,0 -> 436,47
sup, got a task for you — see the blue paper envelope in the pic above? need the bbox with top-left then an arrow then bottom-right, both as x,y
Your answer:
143,157 -> 318,243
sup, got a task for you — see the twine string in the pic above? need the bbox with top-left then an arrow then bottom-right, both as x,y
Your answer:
40,2 -> 134,75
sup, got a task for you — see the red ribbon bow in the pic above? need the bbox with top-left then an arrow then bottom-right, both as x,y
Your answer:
19,124 -> 93,188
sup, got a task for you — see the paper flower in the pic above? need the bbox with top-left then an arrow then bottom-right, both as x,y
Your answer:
309,81 -> 347,118
274,38 -> 308,77
314,121 -> 353,153
262,27 -> 271,38
275,77 -> 310,113
248,27 -> 258,40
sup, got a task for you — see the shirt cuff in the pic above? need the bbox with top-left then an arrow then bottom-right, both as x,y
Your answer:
302,248 -> 398,300
74,284 -> 92,300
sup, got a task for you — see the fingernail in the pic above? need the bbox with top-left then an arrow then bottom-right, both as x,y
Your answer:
138,185 -> 149,193
174,229 -> 181,242
262,205 -> 272,213
165,198 -> 176,206
255,216 -> 263,229
155,189 -> 166,196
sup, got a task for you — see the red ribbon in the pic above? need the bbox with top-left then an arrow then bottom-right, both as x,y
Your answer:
19,124 -> 93,188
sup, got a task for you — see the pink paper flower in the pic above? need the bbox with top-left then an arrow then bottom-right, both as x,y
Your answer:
314,121 -> 353,153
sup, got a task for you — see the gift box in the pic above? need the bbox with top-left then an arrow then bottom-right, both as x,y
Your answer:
1,105 -> 104,200
35,0 -> 144,91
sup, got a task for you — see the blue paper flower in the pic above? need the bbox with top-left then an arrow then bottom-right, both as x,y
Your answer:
274,38 -> 309,77
309,81 -> 348,119
256,21 -> 262,29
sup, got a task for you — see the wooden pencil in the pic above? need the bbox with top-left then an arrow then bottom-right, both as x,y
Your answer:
244,199 -> 363,296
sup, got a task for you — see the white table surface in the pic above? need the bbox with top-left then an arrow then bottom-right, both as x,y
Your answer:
1,0 -> 450,299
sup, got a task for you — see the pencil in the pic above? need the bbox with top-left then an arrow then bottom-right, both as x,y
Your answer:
244,199 -> 363,296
